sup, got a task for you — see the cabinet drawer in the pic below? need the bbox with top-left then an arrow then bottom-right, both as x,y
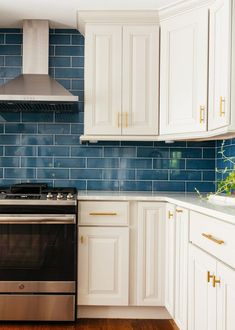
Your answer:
190,211 -> 235,269
78,201 -> 129,226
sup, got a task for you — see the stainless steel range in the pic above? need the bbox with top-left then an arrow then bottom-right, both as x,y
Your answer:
0,183 -> 77,321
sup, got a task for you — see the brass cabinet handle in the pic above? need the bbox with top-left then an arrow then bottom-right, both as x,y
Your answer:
176,209 -> 183,213
207,271 -> 214,283
220,96 -> 225,116
202,233 -> 224,245
200,106 -> 205,124
89,212 -> 117,216
116,112 -> 121,128
168,211 -> 174,219
125,112 -> 128,128
213,275 -> 220,288
80,235 -> 84,244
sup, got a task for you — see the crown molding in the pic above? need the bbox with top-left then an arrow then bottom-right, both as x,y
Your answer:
77,10 -> 159,35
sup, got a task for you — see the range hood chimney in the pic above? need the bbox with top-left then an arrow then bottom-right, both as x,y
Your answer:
0,20 -> 78,112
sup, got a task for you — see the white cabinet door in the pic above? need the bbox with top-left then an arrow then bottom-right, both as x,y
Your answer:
217,262 -> 235,330
208,0 -> 231,130
174,207 -> 189,330
122,25 -> 159,135
165,203 -> 176,317
77,226 -> 129,305
84,25 -> 122,135
160,7 -> 208,135
136,202 -> 165,306
188,244 -> 217,330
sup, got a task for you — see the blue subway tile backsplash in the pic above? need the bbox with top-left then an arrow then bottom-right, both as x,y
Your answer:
0,28 -> 218,192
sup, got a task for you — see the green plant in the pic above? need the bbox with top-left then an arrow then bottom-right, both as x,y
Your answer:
195,140 -> 235,198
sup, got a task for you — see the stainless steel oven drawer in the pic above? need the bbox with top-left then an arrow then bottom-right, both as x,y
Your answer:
0,294 -> 75,321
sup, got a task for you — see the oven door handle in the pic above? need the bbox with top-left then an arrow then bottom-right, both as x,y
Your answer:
0,214 -> 76,224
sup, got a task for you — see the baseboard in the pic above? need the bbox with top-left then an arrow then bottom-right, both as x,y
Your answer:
77,306 -> 171,319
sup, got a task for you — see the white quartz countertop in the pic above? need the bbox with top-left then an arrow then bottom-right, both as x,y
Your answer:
77,191 -> 235,224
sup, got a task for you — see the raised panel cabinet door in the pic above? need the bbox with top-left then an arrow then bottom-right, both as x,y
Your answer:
208,0 -> 231,130
160,7 -> 208,135
174,207 -> 189,330
77,226 -> 129,305
136,202 -> 165,306
217,262 -> 235,330
165,203 -> 176,318
122,25 -> 159,136
188,244 -> 217,330
84,24 -> 122,135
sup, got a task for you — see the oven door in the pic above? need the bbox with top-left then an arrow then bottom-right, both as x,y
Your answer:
0,215 -> 76,293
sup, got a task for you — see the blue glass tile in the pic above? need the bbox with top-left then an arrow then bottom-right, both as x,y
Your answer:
55,46 -> 84,56
0,112 -> 20,121
0,135 -> 21,145
71,124 -> 84,134
0,35 -> 4,44
170,170 -> 201,181
186,159 -> 215,170
22,135 -> 53,145
0,147 -> 3,156
49,34 -> 71,45
0,56 -> 4,66
72,35 -> 84,45
153,158 -> 185,169
137,147 -> 169,158
121,141 -> 154,147
120,181 -> 152,191
21,157 -> 53,168
5,146 -> 36,156
0,45 -> 21,55
102,169 -> 135,180
38,124 -> 70,134
54,180 -> 86,190
55,111 -> 80,123
38,146 -> 69,157
5,168 -> 35,179
71,91 -> 84,101
22,112 -> 53,122
5,123 -> 37,133
0,124 -> 3,133
104,147 -> 136,157
186,182 -> 215,193
120,158 -> 152,169
37,169 -> 69,179
55,135 -> 81,145
71,146 -> 103,157
187,141 -> 215,147
5,56 -> 22,66
153,181 -> 185,192
87,180 -> 119,191
0,157 -> 19,167
203,171 -> 215,181
72,79 -> 84,90
0,169 -> 4,178
55,158 -> 86,168
56,79 -> 71,89
136,170 -> 168,180
5,34 -> 22,44
88,158 -> 119,168
170,148 -> 202,159
71,169 -> 102,179
49,56 -> 71,67
55,68 -> 84,79
203,148 -> 215,158
72,57 -> 84,67
0,67 -> 21,78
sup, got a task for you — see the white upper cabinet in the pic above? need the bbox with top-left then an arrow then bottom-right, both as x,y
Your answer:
208,0 -> 231,130
160,7 -> 208,135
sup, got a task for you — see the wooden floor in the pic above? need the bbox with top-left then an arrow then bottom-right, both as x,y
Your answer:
0,319 -> 178,330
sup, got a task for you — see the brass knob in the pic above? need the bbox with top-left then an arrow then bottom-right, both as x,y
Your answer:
19,284 -> 25,290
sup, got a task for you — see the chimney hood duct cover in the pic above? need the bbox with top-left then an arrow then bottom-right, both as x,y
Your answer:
0,20 -> 78,112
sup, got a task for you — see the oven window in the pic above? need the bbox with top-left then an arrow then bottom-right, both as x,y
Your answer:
0,224 -> 76,281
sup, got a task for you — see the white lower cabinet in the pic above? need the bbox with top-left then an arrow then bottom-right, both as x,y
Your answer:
78,226 -> 129,305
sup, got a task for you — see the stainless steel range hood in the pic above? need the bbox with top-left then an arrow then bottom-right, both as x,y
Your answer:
0,20 -> 78,112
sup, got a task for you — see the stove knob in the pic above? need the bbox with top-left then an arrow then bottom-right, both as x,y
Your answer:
67,193 -> 74,200
57,193 -> 64,200
47,192 -> 53,200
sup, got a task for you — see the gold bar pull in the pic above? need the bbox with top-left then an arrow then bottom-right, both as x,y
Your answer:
200,106 -> 205,124
80,235 -> 84,244
116,112 -> 120,128
168,211 -> 174,219
89,212 -> 117,216
176,209 -> 183,213
207,271 -> 213,283
213,275 -> 220,288
202,233 -> 224,245
220,96 -> 225,116
125,112 -> 128,128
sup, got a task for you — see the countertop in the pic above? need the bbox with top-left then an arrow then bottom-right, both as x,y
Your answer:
77,191 -> 235,224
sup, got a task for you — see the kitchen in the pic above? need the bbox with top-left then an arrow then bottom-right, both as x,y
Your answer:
0,1 -> 235,330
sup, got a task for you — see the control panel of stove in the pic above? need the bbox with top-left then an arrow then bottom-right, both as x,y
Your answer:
46,192 -> 75,200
